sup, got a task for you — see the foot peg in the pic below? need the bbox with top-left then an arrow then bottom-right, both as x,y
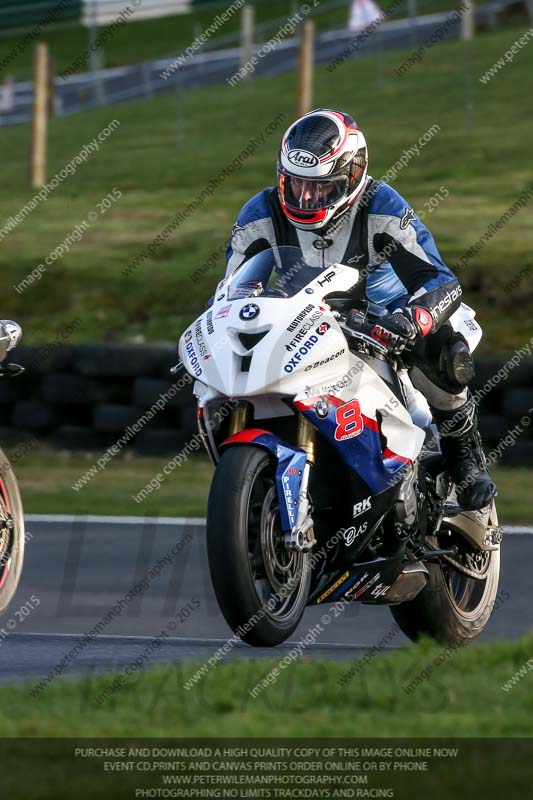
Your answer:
417,544 -> 459,562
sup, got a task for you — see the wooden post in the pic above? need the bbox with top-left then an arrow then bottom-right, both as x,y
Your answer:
297,19 -> 314,118
241,4 -> 254,79
461,1 -> 475,41
30,42 -> 49,188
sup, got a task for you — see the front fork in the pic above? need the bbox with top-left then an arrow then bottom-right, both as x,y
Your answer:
286,415 -> 316,551
228,403 -> 250,436
228,405 -> 317,552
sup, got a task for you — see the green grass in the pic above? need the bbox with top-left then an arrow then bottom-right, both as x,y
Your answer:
3,633 -> 533,737
13,450 -> 213,516
1,24 -> 532,349
9,450 -> 533,523
1,634 -> 533,796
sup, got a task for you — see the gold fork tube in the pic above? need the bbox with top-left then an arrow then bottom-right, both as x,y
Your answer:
297,415 -> 316,465
228,402 -> 250,436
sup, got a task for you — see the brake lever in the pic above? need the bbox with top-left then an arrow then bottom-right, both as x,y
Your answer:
337,317 -> 389,356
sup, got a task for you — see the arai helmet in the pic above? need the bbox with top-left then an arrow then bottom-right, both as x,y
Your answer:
277,108 -> 368,231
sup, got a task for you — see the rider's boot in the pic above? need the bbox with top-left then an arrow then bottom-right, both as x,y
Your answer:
431,393 -> 497,511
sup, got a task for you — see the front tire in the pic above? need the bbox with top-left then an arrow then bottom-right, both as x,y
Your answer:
0,449 -> 25,616
390,503 -> 500,646
206,445 -> 311,646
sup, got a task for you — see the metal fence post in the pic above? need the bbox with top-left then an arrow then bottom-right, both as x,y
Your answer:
461,0 -> 476,40
89,0 -> 105,104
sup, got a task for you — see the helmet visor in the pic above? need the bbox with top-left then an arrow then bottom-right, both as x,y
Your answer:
279,172 -> 348,211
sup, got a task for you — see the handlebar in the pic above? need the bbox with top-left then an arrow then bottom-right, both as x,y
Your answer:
332,300 -> 416,356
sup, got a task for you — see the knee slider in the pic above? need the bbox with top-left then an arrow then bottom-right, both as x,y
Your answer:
441,338 -> 474,389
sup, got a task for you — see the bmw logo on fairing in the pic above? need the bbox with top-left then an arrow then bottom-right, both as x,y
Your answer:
315,398 -> 329,418
240,303 -> 260,321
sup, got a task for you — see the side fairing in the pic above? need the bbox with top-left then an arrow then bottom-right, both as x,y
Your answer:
295,353 -> 425,493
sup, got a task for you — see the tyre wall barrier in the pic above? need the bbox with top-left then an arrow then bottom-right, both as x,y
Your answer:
0,344 -> 531,465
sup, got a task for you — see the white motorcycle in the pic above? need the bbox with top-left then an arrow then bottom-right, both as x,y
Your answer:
178,247 -> 500,647
0,321 -> 25,617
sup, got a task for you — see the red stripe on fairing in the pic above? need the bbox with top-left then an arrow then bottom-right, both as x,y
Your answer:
383,447 -> 412,464
295,398 -> 317,411
362,415 -> 379,432
222,428 -> 271,445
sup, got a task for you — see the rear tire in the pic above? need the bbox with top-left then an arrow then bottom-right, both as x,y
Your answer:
0,449 -> 25,616
206,445 -> 311,646
390,504 -> 500,646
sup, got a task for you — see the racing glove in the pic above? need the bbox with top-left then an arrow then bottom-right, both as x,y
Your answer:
346,302 -> 418,353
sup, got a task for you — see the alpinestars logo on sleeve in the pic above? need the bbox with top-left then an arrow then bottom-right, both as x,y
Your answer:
230,222 -> 246,246
432,285 -> 463,321
399,207 -> 416,230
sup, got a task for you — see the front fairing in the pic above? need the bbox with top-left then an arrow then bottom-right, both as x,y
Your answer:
178,261 -> 358,399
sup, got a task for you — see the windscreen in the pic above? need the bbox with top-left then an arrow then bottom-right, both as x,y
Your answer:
227,246 -> 334,301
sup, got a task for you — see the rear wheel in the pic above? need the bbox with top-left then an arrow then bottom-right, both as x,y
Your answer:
206,445 -> 311,646
390,503 -> 500,646
0,449 -> 25,616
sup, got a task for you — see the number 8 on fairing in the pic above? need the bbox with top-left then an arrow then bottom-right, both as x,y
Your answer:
334,399 -> 364,441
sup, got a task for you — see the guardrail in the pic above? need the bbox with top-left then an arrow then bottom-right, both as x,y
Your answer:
0,1 -> 523,127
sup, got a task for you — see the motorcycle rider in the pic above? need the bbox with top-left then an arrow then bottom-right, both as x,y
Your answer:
224,108 -> 496,512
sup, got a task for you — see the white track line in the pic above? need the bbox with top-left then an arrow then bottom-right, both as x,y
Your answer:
24,514 -> 205,525
8,632 -> 387,650
24,514 -> 533,535
504,526 -> 533,535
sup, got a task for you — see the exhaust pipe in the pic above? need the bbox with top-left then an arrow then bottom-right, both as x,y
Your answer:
379,562 -> 429,604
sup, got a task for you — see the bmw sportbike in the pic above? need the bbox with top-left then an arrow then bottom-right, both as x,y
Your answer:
0,321 -> 25,617
178,247 -> 500,646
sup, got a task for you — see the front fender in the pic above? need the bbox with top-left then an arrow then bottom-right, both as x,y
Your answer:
221,429 -> 307,532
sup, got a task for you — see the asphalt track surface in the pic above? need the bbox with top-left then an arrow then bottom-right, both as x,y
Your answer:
0,516 -> 531,685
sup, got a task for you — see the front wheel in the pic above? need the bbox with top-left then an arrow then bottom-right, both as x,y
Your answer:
206,445 -> 311,646
0,449 -> 25,616
390,503 -> 500,646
